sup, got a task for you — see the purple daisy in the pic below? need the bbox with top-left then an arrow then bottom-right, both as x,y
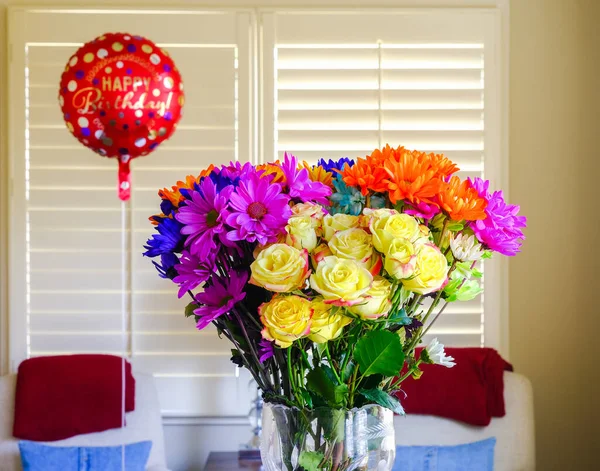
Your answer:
175,178 -> 233,260
219,161 -> 255,180
281,152 -> 332,205
258,339 -> 274,364
173,250 -> 215,298
194,271 -> 248,330
468,178 -> 527,256
226,172 -> 292,245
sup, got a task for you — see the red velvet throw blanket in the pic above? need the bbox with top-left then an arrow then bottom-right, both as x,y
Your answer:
397,347 -> 513,426
13,354 -> 135,441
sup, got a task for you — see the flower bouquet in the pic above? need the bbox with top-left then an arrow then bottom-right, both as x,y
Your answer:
144,145 -> 526,471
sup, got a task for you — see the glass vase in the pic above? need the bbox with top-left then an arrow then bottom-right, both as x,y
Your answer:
260,403 -> 396,471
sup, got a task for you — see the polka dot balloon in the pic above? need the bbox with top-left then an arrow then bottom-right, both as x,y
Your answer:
59,32 -> 184,201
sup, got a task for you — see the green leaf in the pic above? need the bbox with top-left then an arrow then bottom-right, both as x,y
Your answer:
353,330 -> 405,377
447,221 -> 464,231
184,302 -> 199,318
298,451 -> 324,471
306,367 -> 348,407
361,373 -> 384,390
321,408 -> 346,442
341,360 -> 355,383
299,389 -> 314,409
359,388 -> 405,415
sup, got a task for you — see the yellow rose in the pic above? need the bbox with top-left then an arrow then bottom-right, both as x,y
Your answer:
310,256 -> 373,306
328,228 -> 382,276
250,243 -> 310,292
311,242 -> 333,269
260,295 -> 313,348
322,214 -> 361,241
308,297 -> 352,343
328,228 -> 373,263
384,238 -> 417,280
402,243 -> 449,294
291,202 -> 324,231
368,210 -> 421,254
286,216 -> 318,252
348,276 -> 393,320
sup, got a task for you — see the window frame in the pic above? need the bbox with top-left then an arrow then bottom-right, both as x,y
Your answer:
2,1 -> 509,399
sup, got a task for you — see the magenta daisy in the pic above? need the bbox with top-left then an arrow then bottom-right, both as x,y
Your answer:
175,178 -> 233,260
226,172 -> 292,245
468,178 -> 527,256
173,250 -> 215,298
194,271 -> 248,330
281,152 -> 332,205
404,201 -> 441,221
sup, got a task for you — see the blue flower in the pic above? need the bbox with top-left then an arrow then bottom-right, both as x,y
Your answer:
209,171 -> 239,192
143,217 -> 185,258
317,157 -> 355,173
160,198 -> 175,216
330,174 -> 364,216
152,253 -> 180,280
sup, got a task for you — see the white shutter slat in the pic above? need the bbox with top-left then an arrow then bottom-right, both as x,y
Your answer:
31,271 -> 122,291
382,90 -> 483,110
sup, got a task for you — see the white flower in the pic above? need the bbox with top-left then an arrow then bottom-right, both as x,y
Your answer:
426,338 -> 456,368
449,233 -> 484,262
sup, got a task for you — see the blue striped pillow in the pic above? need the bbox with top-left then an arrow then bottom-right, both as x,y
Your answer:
393,438 -> 496,471
19,440 -> 152,471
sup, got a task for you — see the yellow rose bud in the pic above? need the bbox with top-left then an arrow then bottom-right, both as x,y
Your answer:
402,243 -> 449,295
286,216 -> 318,252
250,243 -> 310,292
310,256 -> 373,307
322,213 -> 361,241
368,209 -> 421,254
384,238 -> 417,280
259,295 -> 313,348
308,297 -> 352,343
311,242 -> 333,269
348,276 -> 393,320
291,202 -> 325,231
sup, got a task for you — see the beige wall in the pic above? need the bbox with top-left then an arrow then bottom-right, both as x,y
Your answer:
509,0 -> 600,469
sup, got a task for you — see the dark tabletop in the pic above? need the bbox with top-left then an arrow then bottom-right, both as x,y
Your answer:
205,452 -> 263,471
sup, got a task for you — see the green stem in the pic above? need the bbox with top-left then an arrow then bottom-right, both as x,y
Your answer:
233,309 -> 273,391
438,218 -> 449,247
287,347 -> 300,406
324,343 -> 343,384
389,359 -> 423,390
348,366 -> 359,406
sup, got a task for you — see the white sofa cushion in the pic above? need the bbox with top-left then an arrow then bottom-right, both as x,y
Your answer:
0,371 -> 168,471
394,371 -> 535,471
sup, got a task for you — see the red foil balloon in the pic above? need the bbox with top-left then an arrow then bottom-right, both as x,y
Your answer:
59,32 -> 184,200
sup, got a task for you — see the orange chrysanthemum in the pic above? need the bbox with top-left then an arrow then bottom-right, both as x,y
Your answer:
341,147 -> 393,195
383,148 -> 445,205
303,161 -> 334,188
437,175 -> 487,221
426,153 -> 460,179
256,162 -> 285,184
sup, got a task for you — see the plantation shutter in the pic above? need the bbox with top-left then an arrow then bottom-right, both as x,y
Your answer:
261,10 -> 501,348
9,8 -> 255,416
